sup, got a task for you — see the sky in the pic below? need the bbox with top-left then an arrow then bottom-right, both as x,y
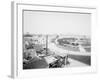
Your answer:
23,10 -> 91,36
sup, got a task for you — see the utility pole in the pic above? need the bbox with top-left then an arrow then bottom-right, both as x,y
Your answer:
46,35 -> 48,54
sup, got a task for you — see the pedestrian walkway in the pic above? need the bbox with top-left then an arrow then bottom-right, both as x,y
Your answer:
48,42 -> 91,56
66,58 -> 88,67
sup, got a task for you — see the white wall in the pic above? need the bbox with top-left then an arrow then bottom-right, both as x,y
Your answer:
0,0 -> 100,80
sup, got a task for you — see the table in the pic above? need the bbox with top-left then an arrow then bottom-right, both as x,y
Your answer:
44,56 -> 57,64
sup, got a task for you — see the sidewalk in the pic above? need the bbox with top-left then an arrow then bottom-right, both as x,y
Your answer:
66,58 -> 88,67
